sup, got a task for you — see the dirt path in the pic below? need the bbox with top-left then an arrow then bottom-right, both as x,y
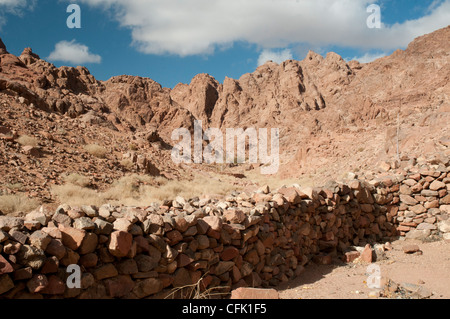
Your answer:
277,239 -> 450,299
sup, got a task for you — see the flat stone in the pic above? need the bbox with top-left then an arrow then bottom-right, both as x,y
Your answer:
429,180 -> 446,191
402,244 -> 421,254
439,220 -> 450,233
93,263 -> 118,281
421,190 -> 439,197
230,287 -> 279,299
406,229 -> 431,240
416,223 -> 437,231
73,217 -> 96,230
400,195 -> 418,206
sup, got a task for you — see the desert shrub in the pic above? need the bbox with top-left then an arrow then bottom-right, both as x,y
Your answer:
50,184 -> 104,207
129,143 -> 138,151
17,135 -> 38,147
63,173 -> 91,188
51,172 -> 239,207
0,194 -> 40,215
84,144 -> 108,158
120,159 -> 135,170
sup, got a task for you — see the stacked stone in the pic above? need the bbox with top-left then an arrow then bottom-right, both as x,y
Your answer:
376,163 -> 450,240
0,160 -> 449,299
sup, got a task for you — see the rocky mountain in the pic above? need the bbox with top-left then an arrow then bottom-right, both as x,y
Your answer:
0,26 -> 449,206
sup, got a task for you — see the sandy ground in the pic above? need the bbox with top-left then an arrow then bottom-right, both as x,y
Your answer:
277,239 -> 450,299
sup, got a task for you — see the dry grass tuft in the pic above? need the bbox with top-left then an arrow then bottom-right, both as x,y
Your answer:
17,135 -> 39,147
50,184 -> 105,207
51,172 -> 240,207
63,173 -> 91,188
0,194 -> 41,215
84,144 -> 108,158
119,159 -> 134,170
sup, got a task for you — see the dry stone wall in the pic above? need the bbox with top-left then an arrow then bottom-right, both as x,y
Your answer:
0,160 -> 449,299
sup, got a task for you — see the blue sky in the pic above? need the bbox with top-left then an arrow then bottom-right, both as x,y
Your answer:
0,0 -> 449,88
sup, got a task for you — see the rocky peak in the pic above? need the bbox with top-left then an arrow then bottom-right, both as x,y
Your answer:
19,47 -> 41,65
0,38 -> 8,54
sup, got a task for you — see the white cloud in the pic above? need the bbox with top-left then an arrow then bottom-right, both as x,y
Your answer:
349,52 -> 387,64
257,49 -> 293,66
0,0 -> 34,28
47,40 -> 102,65
0,0 -> 27,9
78,0 -> 450,56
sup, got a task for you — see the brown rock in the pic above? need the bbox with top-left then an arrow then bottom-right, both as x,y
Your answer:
45,239 -> 66,260
131,278 -> 163,299
78,232 -> 98,255
60,248 -> 80,267
0,274 -> 14,295
223,209 -> 246,224
429,180 -> 446,191
0,254 -> 14,274
113,218 -> 132,232
109,231 -> 133,257
93,263 -> 119,281
166,230 -> 183,245
104,275 -> 135,298
360,244 -> 373,263
59,225 -> 86,251
220,246 -> 239,261
173,268 -> 193,287
41,275 -> 66,295
13,267 -> 33,281
41,256 -> 59,274
27,274 -> 48,293
345,251 -> 360,263
277,187 -> 302,204
400,195 -> 418,206
202,216 -> 222,231
214,261 -> 235,275
402,244 -> 421,254
29,230 -> 52,250
79,253 -> 98,268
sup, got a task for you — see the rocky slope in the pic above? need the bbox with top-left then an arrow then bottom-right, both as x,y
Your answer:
0,26 -> 449,207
